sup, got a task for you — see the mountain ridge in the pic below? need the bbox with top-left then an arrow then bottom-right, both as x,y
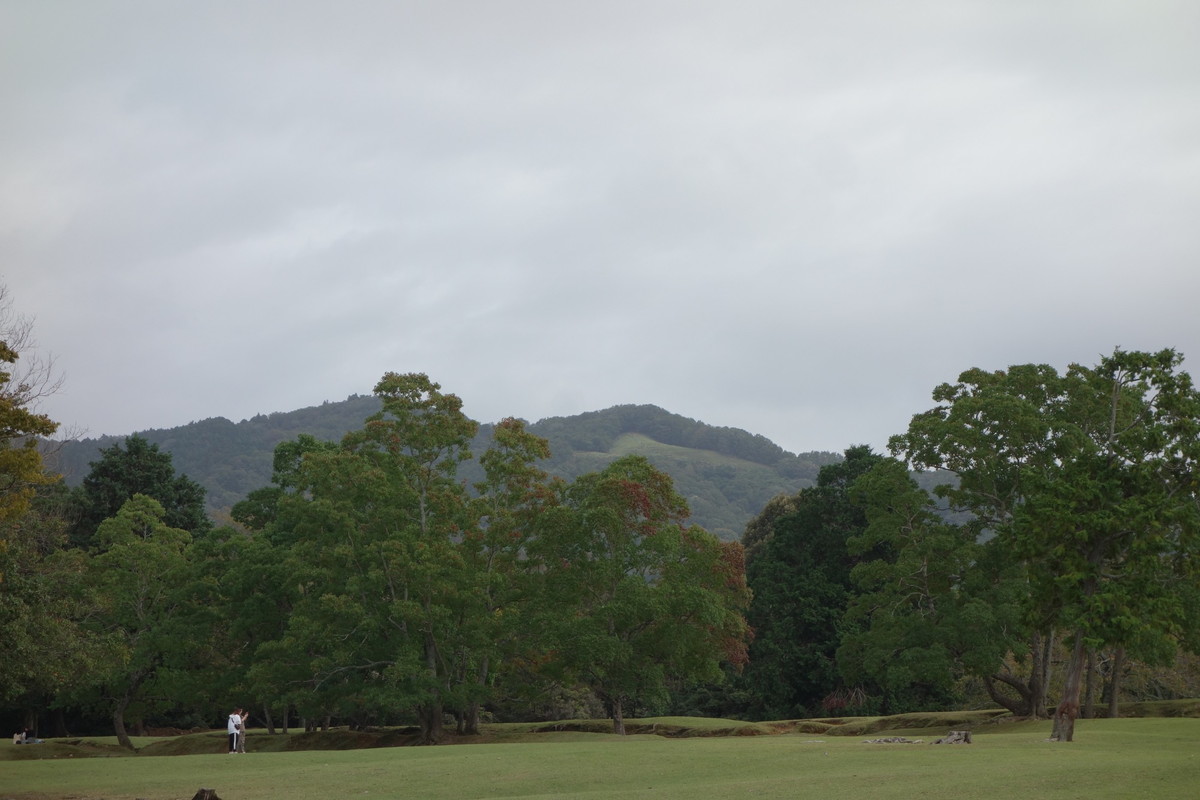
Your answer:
45,396 -> 840,541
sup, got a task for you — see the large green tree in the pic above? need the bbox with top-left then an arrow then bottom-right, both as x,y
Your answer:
227,434 -> 340,732
540,455 -> 750,734
891,348 -> 1200,741
116,374 -> 752,740
740,446 -> 886,719
0,292 -> 86,735
838,459 -> 1021,712
0,500 -> 99,729
456,417 -> 559,734
76,495 -> 196,749
254,373 -> 480,742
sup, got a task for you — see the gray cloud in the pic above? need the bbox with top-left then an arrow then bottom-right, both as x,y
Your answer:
5,1 -> 1199,454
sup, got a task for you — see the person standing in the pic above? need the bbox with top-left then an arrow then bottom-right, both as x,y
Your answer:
236,709 -> 248,753
227,709 -> 242,754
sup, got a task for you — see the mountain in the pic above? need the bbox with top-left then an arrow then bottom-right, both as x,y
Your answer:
506,405 -> 842,539
45,397 -> 841,541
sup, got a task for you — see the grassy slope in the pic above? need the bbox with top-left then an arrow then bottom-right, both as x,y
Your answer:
571,432 -> 805,540
5,711 -> 1200,800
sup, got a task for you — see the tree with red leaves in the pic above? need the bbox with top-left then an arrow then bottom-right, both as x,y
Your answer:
537,455 -> 751,734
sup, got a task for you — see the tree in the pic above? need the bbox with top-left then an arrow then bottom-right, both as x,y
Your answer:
891,348 -> 1200,741
0,497 -> 99,724
78,495 -> 195,749
171,376 -> 751,740
541,455 -> 750,734
740,492 -> 801,569
218,434 -> 343,731
257,373 -> 479,743
174,520 -> 290,734
740,446 -> 885,718
838,459 -> 1017,712
73,435 -> 210,545
222,382 -> 565,741
456,417 -> 558,734
0,288 -> 85,736
0,338 -> 59,521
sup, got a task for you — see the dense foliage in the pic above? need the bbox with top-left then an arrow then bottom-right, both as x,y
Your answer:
11,370 -> 750,743
740,446 -> 886,718
890,349 -> 1200,740
69,435 -> 211,545
741,349 -> 1200,741
7,292 -> 1200,748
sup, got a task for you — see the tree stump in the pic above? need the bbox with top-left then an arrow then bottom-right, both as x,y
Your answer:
191,789 -> 222,800
933,730 -> 972,744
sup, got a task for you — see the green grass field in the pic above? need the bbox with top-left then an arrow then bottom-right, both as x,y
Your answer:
4,715 -> 1198,800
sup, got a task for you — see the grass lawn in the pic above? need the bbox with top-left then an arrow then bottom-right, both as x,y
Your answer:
3,717 -> 1198,800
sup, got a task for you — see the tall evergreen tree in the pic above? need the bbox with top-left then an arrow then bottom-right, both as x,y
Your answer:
740,446 -> 885,719
72,435 -> 210,545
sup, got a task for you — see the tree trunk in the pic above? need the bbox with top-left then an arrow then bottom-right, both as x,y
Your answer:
263,704 -> 275,735
417,703 -> 444,744
1107,647 -> 1125,718
1051,632 -> 1086,742
417,627 -> 444,744
282,706 -> 289,735
460,653 -> 489,737
983,674 -> 1033,716
50,708 -> 69,737
1032,628 -> 1053,719
113,694 -> 134,751
983,628 -> 1056,718
1082,648 -> 1098,719
611,696 -> 626,736
462,703 -> 480,736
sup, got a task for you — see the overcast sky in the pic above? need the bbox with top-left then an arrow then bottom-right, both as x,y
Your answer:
4,1 -> 1198,455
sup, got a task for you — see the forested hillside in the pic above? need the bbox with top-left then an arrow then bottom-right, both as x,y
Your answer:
511,405 -> 842,539
46,398 -> 840,540
46,395 -> 383,513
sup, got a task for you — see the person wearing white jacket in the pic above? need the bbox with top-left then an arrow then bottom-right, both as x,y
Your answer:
227,709 -> 242,754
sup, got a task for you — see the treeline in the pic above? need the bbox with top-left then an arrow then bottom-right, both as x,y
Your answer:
5,287 -> 1200,749
734,349 -> 1200,742
4,374 -> 749,745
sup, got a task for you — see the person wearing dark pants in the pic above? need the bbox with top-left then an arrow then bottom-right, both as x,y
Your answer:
227,709 -> 242,754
